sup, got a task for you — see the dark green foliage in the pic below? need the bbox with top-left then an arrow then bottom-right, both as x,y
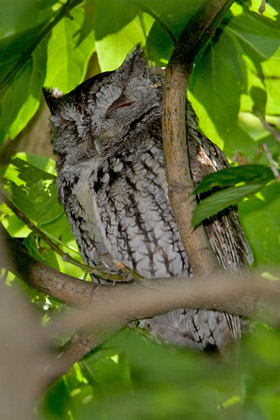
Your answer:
1,0 -> 280,419
191,164 -> 276,226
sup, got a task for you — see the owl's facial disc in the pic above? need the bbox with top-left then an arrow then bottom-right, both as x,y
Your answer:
105,93 -> 135,118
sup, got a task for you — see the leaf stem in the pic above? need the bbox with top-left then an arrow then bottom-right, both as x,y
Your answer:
132,0 -> 177,46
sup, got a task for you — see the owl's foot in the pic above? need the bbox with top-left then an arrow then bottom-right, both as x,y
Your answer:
97,254 -> 138,283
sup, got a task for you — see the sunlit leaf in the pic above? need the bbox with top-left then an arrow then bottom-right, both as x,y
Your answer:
194,165 -> 274,194
192,183 -> 268,227
239,182 -> 280,266
2,157 -> 63,226
44,4 -> 95,93
95,0 -> 153,71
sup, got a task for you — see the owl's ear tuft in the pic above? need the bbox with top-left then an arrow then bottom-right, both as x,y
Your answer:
120,44 -> 147,78
43,87 -> 63,115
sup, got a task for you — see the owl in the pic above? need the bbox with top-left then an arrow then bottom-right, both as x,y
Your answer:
44,47 -> 253,355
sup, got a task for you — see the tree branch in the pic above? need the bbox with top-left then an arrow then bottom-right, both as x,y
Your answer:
3,223 -> 280,332
51,271 -> 280,339
162,0 -> 234,276
0,189 -> 131,282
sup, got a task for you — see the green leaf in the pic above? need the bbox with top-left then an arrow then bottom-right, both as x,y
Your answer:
44,3 -> 95,92
145,0 -> 204,66
0,37 -> 47,144
23,231 -> 60,270
81,347 -> 133,397
194,165 -> 275,194
189,26 -> 243,151
0,22 -> 46,72
189,2 -> 280,158
239,182 -> 280,266
79,328 -> 226,420
12,152 -> 57,174
94,0 -> 153,71
2,157 -> 63,226
0,0 -> 58,35
192,183 -> 267,227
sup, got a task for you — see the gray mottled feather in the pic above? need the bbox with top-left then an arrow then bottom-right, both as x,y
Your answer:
44,47 -> 253,354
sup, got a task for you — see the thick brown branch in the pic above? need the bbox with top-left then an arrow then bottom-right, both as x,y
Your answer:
1,224 -> 93,305
52,273 -> 280,337
3,224 -> 280,332
162,0 -> 234,275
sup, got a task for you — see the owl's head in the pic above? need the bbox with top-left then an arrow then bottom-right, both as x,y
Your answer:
43,47 -> 163,168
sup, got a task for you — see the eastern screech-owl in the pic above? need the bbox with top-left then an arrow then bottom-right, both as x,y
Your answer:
44,47 -> 253,354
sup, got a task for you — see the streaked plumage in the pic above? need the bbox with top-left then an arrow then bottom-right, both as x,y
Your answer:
44,47 -> 253,354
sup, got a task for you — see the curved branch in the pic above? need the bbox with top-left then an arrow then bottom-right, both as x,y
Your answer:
0,189 -> 129,282
52,272 -> 280,338
162,0 -> 235,276
3,224 -> 280,332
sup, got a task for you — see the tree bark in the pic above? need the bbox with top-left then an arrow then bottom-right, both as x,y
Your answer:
162,0 -> 235,275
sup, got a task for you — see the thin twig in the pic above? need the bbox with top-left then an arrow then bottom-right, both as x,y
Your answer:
0,188 -> 133,281
259,0 -> 266,14
132,0 -> 177,46
253,106 -> 280,143
261,144 -> 280,183
45,333 -> 97,387
0,0 -> 83,95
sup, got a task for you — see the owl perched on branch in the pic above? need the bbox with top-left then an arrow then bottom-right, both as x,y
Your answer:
44,47 -> 253,355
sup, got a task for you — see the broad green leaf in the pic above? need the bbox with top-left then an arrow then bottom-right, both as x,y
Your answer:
189,3 -> 280,159
145,0 -> 204,66
23,231 -> 60,270
2,157 -> 63,226
227,4 -> 280,116
44,3 -> 95,92
239,182 -> 280,266
40,363 -> 94,419
194,165 -> 274,194
41,374 -> 73,420
0,38 -> 47,144
79,328 -> 230,420
0,22 -> 47,71
0,0 -> 59,35
192,183 -> 267,227
0,0 -> 94,145
11,152 -> 57,174
81,347 -> 133,397
95,0 -> 153,71
0,203 -> 31,237
189,27 -> 244,152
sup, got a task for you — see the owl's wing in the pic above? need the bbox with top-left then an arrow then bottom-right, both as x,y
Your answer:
187,102 -> 254,272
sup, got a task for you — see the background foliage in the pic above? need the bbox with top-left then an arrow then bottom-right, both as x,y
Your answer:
1,0 -> 280,418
